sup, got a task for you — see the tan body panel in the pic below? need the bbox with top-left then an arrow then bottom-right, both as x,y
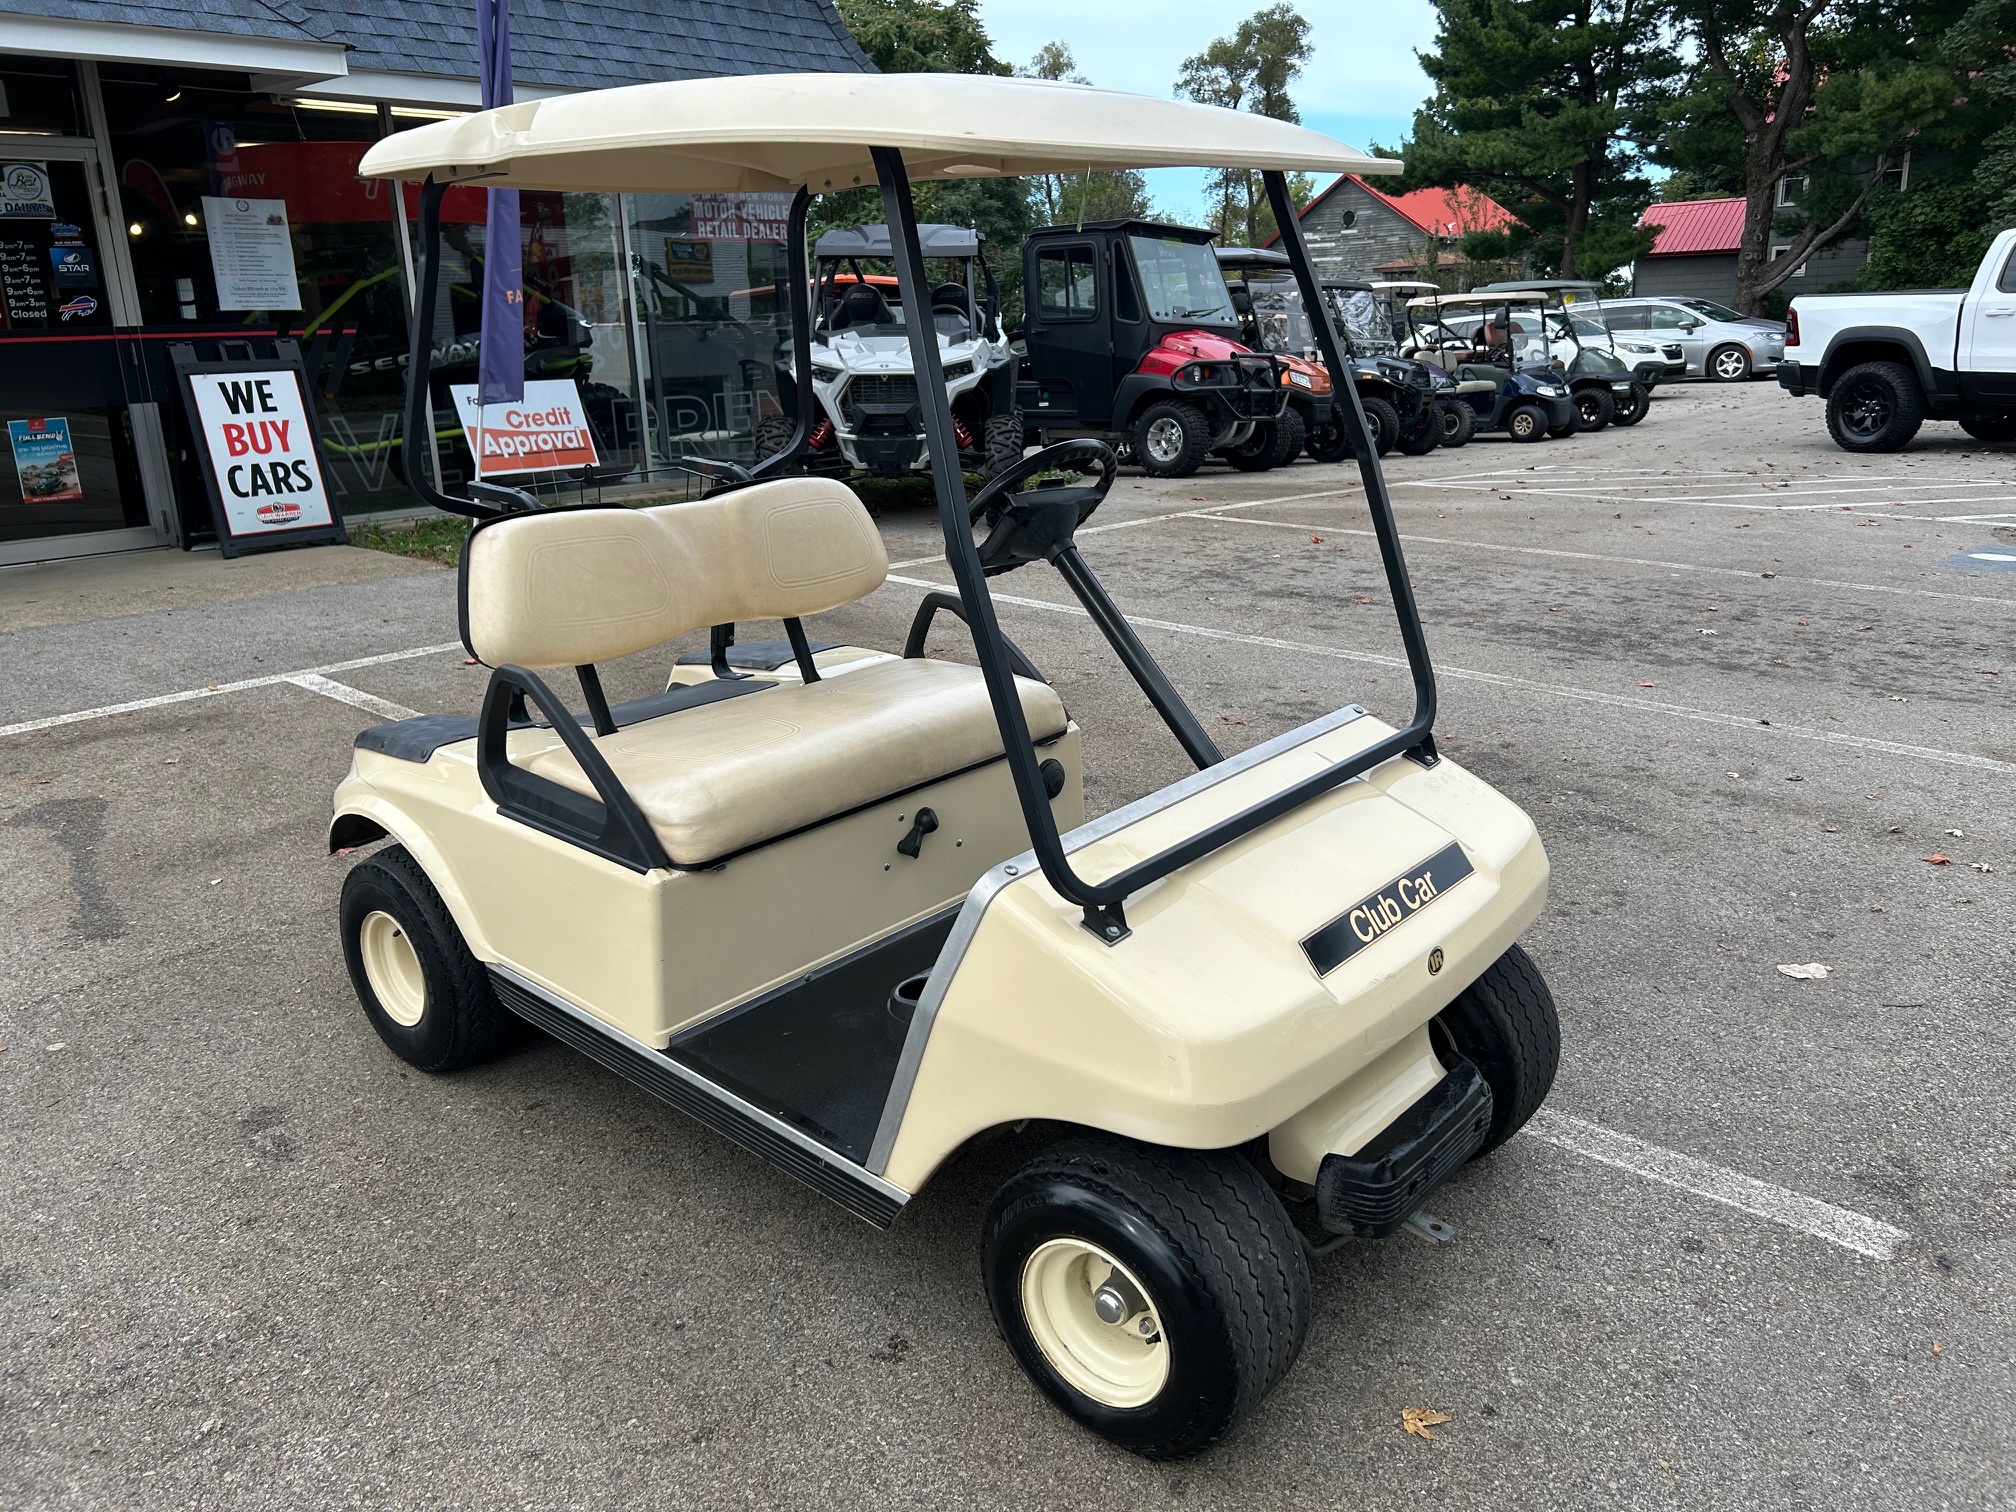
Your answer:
334,725 -> 1083,1046
879,714 -> 1546,1192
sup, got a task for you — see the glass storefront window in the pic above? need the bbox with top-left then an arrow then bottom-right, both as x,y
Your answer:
100,68 -> 417,517
0,57 -> 85,138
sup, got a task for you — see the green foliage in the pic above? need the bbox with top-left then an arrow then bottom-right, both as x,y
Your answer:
1020,42 -> 1157,229
1398,0 -> 1668,279
1175,5 -> 1314,245
832,0 -> 1008,75
1858,175 -> 1996,291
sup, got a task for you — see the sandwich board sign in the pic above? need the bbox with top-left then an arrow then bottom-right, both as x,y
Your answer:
172,342 -> 347,557
448,379 -> 600,477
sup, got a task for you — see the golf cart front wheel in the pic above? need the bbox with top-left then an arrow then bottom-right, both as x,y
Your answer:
1432,943 -> 1560,1155
1506,404 -> 1548,442
339,846 -> 512,1073
1610,382 -> 1650,426
1132,400 -> 1213,478
1221,420 -> 1282,472
983,1135 -> 1310,1459
1304,418 -> 1352,464
1574,386 -> 1615,432
1360,395 -> 1402,456
1438,401 -> 1475,447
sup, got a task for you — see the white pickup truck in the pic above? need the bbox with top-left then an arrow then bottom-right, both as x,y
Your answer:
1778,225 -> 2016,451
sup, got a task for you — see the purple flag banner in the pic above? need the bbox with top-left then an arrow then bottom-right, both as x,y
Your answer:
476,0 -> 524,406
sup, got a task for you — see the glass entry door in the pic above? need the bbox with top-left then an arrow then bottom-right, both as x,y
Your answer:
0,144 -> 156,561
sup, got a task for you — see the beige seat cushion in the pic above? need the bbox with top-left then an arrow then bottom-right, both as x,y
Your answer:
521,658 -> 1067,864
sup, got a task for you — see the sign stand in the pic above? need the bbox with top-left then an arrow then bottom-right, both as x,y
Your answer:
170,340 -> 348,559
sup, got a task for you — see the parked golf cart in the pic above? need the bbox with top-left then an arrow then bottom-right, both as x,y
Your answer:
1209,245 -> 1339,468
1356,280 -> 1497,448
1017,220 -> 1297,478
1402,291 -> 1578,442
751,222 -> 1020,479
1474,279 -> 1657,426
344,73 -> 1557,1459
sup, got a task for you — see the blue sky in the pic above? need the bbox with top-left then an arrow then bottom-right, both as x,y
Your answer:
976,0 -> 1438,225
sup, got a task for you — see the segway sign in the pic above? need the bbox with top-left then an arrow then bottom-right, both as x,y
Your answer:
1301,843 -> 1475,976
186,369 -> 337,535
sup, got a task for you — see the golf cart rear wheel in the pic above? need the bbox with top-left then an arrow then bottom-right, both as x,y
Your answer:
339,846 -> 512,1073
1396,404 -> 1441,456
1132,400 -> 1213,478
1708,343 -> 1752,382
1610,382 -> 1650,426
1432,943 -> 1560,1156
1438,400 -> 1476,447
1304,418 -> 1352,464
983,1135 -> 1310,1459
1266,404 -> 1307,467
1506,403 -> 1548,442
1825,360 -> 1924,452
984,409 -> 1028,477
1574,386 -> 1615,432
1359,395 -> 1401,456
1222,421 -> 1283,472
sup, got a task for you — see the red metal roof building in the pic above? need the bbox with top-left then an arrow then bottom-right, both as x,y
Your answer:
1632,193 -> 1870,304
1638,196 -> 1746,255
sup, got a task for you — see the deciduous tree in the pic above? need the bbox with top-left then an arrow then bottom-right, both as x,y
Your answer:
1175,5 -> 1315,245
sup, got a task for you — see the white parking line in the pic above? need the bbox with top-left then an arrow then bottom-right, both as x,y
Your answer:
287,673 -> 420,722
1522,1111 -> 1908,1260
887,573 -> 2016,775
0,642 -> 459,739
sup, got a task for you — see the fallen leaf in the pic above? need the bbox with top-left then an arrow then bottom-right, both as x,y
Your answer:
208,877 -> 223,886
1785,774 -> 1804,782
1945,829 -> 1964,838
333,847 -> 354,858
1309,536 -> 1324,543
1698,628 -> 1718,635
1761,571 -> 1777,578
1777,963 -> 1832,980
1890,696 -> 1908,702
1973,862 -> 1994,873
463,657 -> 480,666
1354,596 -> 1374,604
1402,1407 -> 1452,1441
1636,681 -> 1657,688
1797,620 -> 1809,627
46,1042 -> 67,1051
1932,1340 -> 1943,1356
1221,716 -> 1245,725
205,684 -> 220,692
1923,853 -> 1952,866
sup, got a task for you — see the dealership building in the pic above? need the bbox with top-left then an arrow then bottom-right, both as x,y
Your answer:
0,0 -> 869,564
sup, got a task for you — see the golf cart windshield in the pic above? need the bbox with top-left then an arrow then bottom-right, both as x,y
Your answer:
1242,272 -> 1317,352
1329,288 -> 1393,353
1129,236 -> 1238,325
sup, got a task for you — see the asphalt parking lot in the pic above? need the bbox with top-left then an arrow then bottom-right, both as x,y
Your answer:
4,380 -> 2013,1510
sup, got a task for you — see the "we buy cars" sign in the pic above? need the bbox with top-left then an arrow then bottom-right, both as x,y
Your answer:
449,380 -> 601,477
186,369 -> 337,536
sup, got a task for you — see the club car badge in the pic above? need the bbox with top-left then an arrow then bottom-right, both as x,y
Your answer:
1302,842 -> 1474,975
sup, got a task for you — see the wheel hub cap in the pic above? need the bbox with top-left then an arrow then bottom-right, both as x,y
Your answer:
359,910 -> 427,1026
1145,417 -> 1183,463
1020,1238 -> 1169,1407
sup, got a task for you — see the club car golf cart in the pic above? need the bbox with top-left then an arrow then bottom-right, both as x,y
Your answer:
1403,291 -> 1579,442
1472,280 -> 1653,430
1216,247 -> 1450,462
753,221 -> 1020,479
337,73 -> 1558,1459
1016,220 -> 1302,478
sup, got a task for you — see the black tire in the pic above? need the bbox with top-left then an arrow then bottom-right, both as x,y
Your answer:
1266,404 -> 1306,467
1505,403 -> 1548,442
1132,399 -> 1214,478
1432,944 -> 1560,1156
1826,360 -> 1925,453
1610,382 -> 1649,426
1959,412 -> 2016,443
1438,400 -> 1475,448
1221,422 -> 1282,472
1304,418 -> 1352,464
1396,401 -> 1441,456
752,413 -> 796,463
1573,385 -> 1615,432
1358,395 -> 1401,457
339,846 -> 513,1073
984,409 -> 1027,477
1707,343 -> 1752,382
983,1135 -> 1311,1459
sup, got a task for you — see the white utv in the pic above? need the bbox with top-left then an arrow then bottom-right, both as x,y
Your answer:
756,222 -> 1024,478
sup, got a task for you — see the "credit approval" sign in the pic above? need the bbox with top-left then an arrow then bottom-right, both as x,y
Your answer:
449,380 -> 601,477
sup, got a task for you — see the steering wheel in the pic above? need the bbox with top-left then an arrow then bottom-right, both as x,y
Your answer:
965,438 -> 1116,575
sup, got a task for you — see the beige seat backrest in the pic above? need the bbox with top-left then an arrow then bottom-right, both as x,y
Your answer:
462,477 -> 888,669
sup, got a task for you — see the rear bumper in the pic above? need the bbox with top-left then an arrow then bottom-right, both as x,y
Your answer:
1778,363 -> 1811,397
1314,1057 -> 1493,1236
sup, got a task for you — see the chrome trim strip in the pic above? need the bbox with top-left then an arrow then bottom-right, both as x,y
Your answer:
491,963 -> 911,1217
864,704 -> 1369,1174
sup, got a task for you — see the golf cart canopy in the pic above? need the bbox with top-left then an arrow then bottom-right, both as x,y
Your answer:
1406,291 -> 1550,310
1214,246 -> 1293,271
356,72 -> 1400,192
1473,279 -> 1605,295
816,223 -> 979,259
1370,280 -> 1440,294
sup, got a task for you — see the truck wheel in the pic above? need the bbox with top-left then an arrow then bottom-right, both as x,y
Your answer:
984,409 -> 1027,477
1826,361 -> 1925,452
339,846 -> 513,1073
1506,403 -> 1548,442
1438,401 -> 1475,448
1573,386 -> 1615,432
983,1135 -> 1310,1459
1707,343 -> 1752,382
1221,422 -> 1282,472
1431,943 -> 1560,1156
1304,419 -> 1352,464
1359,396 -> 1401,456
1959,413 -> 2016,443
752,413 -> 796,463
1396,402 -> 1441,456
1610,382 -> 1649,426
1133,400 -> 1213,478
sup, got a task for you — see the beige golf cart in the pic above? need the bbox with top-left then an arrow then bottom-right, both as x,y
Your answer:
334,73 -> 1557,1458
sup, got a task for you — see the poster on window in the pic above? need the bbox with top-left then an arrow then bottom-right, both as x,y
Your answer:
0,163 -> 55,220
7,417 -> 83,503
186,370 -> 336,534
201,196 -> 302,311
449,380 -> 601,476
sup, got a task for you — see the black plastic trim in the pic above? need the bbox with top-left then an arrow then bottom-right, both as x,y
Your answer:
488,967 -> 907,1227
1314,1057 -> 1492,1238
356,677 -> 773,763
677,637 -> 841,672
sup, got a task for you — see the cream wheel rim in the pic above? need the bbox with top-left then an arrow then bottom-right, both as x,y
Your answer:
1020,1238 -> 1170,1408
359,910 -> 427,1027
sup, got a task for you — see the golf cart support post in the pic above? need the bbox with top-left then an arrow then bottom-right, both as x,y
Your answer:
394,166 -> 1438,945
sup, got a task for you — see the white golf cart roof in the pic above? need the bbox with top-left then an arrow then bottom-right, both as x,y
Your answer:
816,223 -> 979,259
1405,290 -> 1551,310
357,72 -> 1400,191
1370,280 -> 1440,293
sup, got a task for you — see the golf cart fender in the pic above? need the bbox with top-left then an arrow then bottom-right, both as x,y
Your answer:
876,712 -> 1549,1192
1114,372 -> 1178,425
329,774 -> 497,964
